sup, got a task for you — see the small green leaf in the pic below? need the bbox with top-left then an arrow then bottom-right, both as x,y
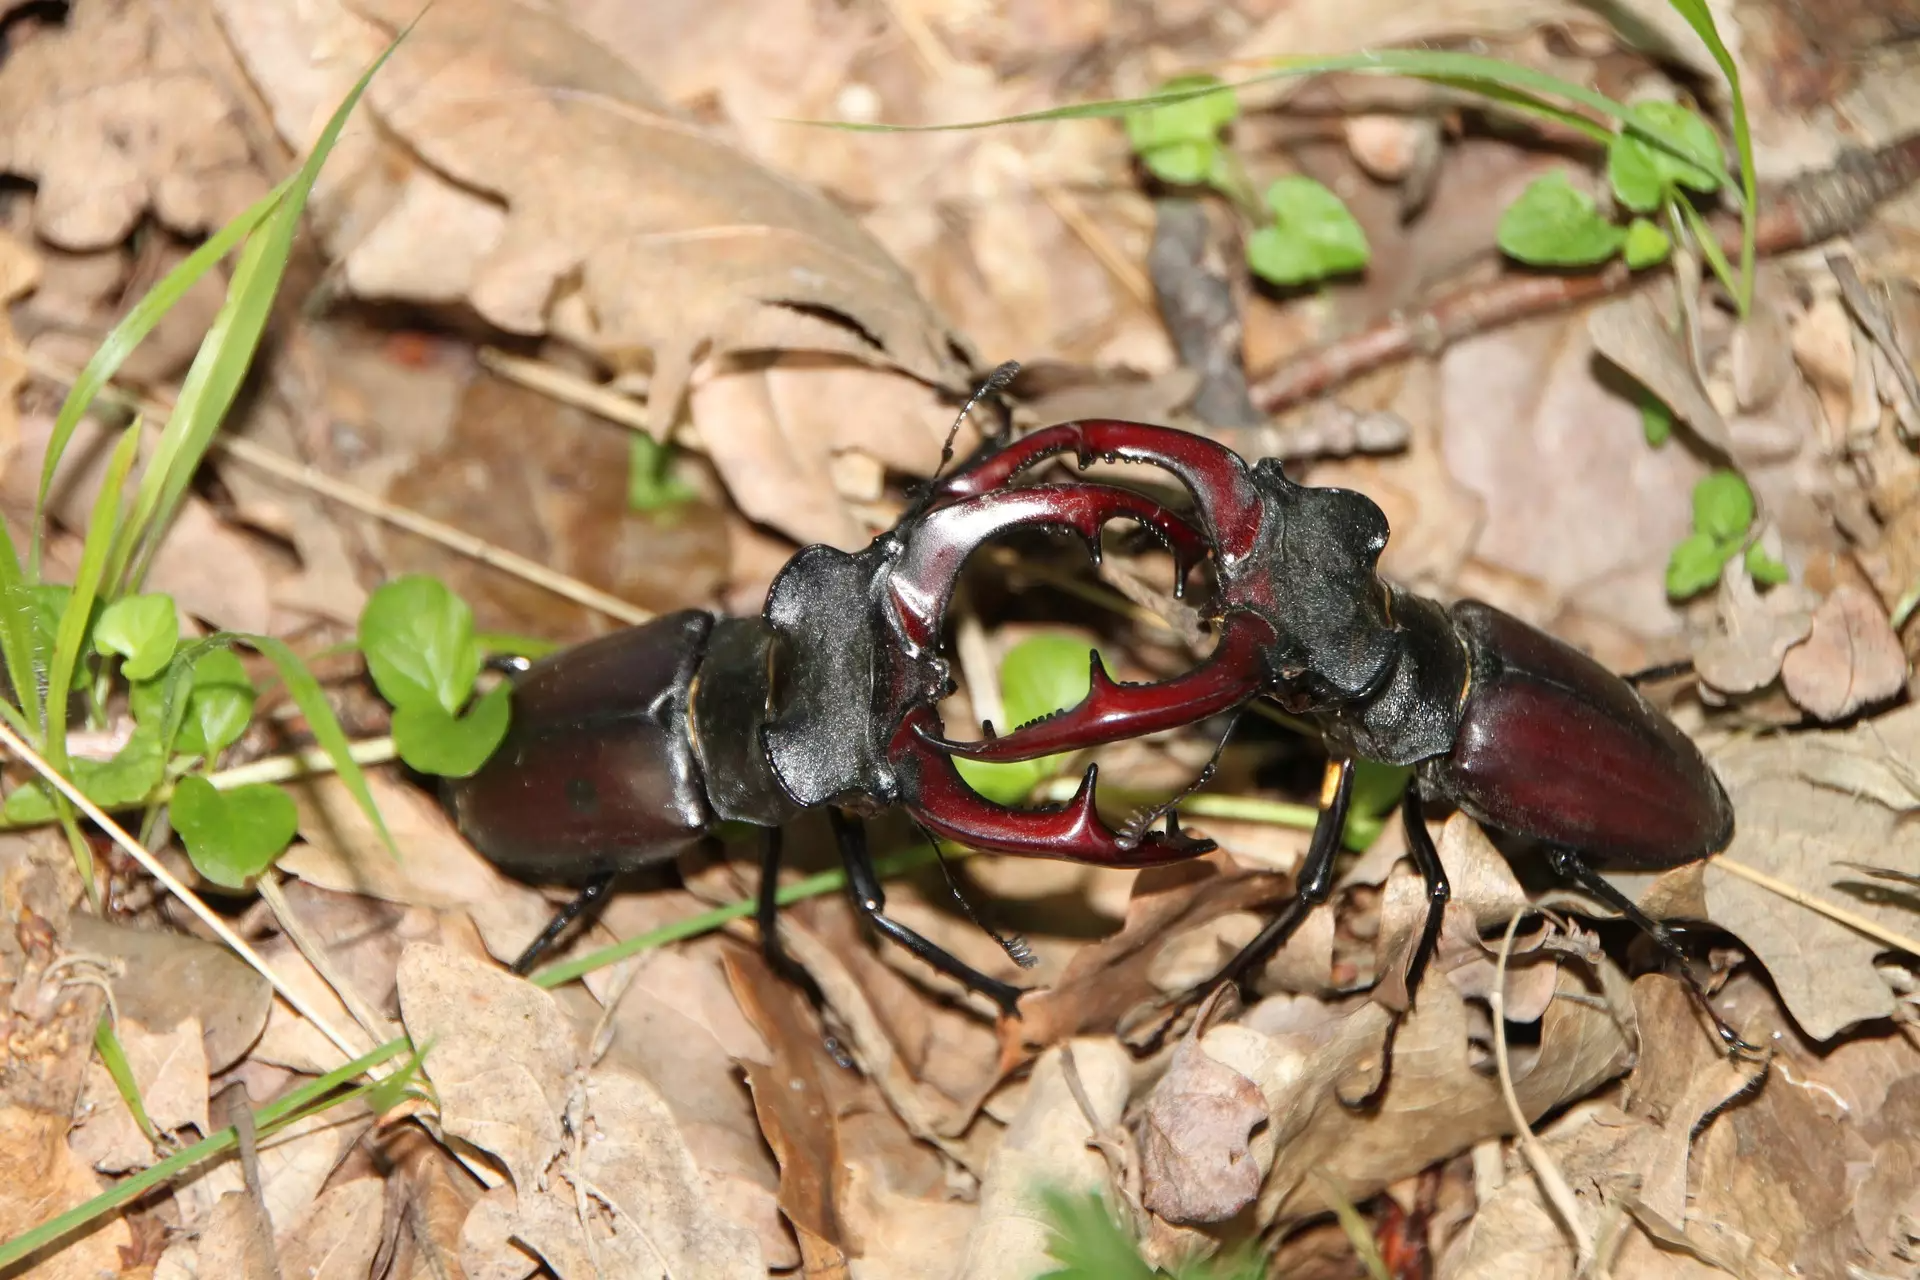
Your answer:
1038,1190 -> 1158,1280
1123,74 -> 1237,155
1745,542 -> 1789,586
359,576 -> 482,715
954,635 -> 1095,806
1245,177 -> 1370,287
391,681 -> 512,778
3,724 -> 168,824
1691,469 -> 1755,542
1640,393 -> 1674,447
628,433 -> 697,512
1666,530 -> 1734,599
171,776 -> 298,889
1497,172 -> 1626,267
1622,216 -> 1672,269
1137,137 -> 1221,186
94,595 -> 179,682
176,649 -> 256,759
1607,101 -> 1723,212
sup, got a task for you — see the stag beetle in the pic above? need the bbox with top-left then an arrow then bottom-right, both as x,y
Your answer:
444,389 -> 1224,1007
920,419 -> 1752,1052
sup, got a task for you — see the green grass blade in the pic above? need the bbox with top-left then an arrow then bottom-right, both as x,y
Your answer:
0,1038 -> 408,1271
43,425 -> 141,761
93,1015 -> 161,1147
0,519 -> 42,741
243,633 -> 394,855
117,39 -> 403,592
1672,194 -> 1741,305
30,186 -> 286,578
1662,0 -> 1755,312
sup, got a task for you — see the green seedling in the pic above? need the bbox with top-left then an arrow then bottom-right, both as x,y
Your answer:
359,575 -> 512,779
1666,469 -> 1787,599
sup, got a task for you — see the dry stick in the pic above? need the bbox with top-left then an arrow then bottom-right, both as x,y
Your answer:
1491,908 -> 1596,1272
1711,855 -> 1920,958
19,350 -> 653,627
1250,133 -> 1920,414
257,870 -> 401,1048
0,718 -> 368,1064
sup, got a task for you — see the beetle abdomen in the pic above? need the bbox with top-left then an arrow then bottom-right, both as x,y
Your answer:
1423,601 -> 1732,867
446,612 -> 715,880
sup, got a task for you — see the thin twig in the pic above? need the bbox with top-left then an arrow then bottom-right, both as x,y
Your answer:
1250,133 -> 1920,413
1711,855 -> 1920,957
0,718 -> 367,1064
1491,909 -> 1595,1271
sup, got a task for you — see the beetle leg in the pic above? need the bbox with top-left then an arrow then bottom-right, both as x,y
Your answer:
889,482 -> 1209,649
1398,788 -> 1451,1012
928,612 -> 1274,763
928,420 -> 1264,561
1546,846 -> 1764,1058
1120,757 -> 1357,1051
830,808 -> 1026,1016
892,708 -> 1215,867
510,870 -> 616,976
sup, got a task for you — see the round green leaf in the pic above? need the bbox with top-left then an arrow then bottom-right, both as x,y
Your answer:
1622,217 -> 1672,270
954,634 -> 1098,806
1497,172 -> 1626,267
359,575 -> 482,715
2,725 -> 168,824
1666,531 -> 1733,599
172,776 -> 298,889
177,648 -> 257,759
1607,101 -> 1723,212
1123,74 -> 1237,155
1745,543 -> 1789,587
1245,177 -> 1370,288
94,594 -> 179,681
392,681 -> 512,778
1691,470 -> 1755,542
1138,138 -> 1220,187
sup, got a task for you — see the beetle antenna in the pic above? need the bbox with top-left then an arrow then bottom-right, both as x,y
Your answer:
921,825 -> 1040,969
933,360 -> 1022,484
1121,710 -> 1242,845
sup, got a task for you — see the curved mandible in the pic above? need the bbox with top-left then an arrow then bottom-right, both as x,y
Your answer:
928,420 -> 1265,562
891,707 -> 1215,866
885,482 -> 1209,652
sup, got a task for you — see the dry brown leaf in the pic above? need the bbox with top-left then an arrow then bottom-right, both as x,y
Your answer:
1242,946 -> 1633,1226
281,773 -> 555,969
1693,560 -> 1815,695
729,950 -> 850,1275
1444,311 -> 1705,640
394,945 -> 576,1191
1780,582 -> 1908,720
1619,705 -> 1920,1038
67,914 -> 271,1073
274,1176 -> 385,1280
1137,1034 -> 1270,1225
69,1015 -> 209,1172
189,1095 -> 375,1235
214,0 -> 970,437
953,1040 -> 1130,1280
480,1069 -> 768,1280
185,1190 -> 280,1280
0,228 -> 34,485
1588,286 -> 1734,455
0,0 -> 267,247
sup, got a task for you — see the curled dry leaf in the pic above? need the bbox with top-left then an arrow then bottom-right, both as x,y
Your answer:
1780,582 -> 1908,720
274,1177 -> 384,1280
1138,1035 -> 1270,1225
953,1040 -> 1131,1280
213,0 -> 970,437
1693,556 -> 1816,695
0,0 -> 267,248
1588,291 -> 1734,456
